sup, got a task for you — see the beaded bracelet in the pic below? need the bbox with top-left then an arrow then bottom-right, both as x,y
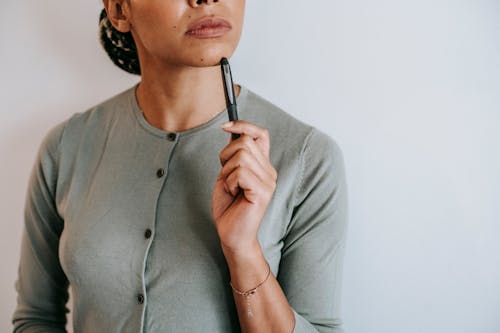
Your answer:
229,262 -> 271,317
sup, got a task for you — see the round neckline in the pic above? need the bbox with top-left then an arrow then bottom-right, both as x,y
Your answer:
128,83 -> 249,139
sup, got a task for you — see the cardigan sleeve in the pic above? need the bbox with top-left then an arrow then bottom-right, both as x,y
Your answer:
12,122 -> 70,333
277,128 -> 349,333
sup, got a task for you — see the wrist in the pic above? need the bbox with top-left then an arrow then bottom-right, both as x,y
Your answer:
221,241 -> 270,292
220,240 -> 263,265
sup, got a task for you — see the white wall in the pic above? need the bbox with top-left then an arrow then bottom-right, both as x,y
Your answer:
2,1 -> 499,332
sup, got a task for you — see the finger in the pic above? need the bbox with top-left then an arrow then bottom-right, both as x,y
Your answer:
221,121 -> 270,155
219,136 -> 277,182
216,170 -> 234,196
219,135 -> 269,170
220,149 -> 275,185
225,167 -> 274,204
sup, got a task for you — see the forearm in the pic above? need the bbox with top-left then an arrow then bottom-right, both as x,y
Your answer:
222,243 -> 295,333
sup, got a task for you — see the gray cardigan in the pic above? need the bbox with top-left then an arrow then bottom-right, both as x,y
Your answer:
13,84 -> 348,333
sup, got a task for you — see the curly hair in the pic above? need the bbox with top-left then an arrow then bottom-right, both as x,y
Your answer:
99,9 -> 141,75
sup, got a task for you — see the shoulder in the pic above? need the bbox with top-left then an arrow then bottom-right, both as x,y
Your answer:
241,85 -> 344,163
241,87 -> 313,142
40,85 -> 136,153
63,85 -> 136,136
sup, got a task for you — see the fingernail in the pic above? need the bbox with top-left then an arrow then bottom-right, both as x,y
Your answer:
221,121 -> 233,128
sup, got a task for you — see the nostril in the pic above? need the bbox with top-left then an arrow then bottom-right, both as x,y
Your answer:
196,0 -> 219,4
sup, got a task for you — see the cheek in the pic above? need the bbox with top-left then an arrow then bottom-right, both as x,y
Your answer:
134,19 -> 182,55
130,3 -> 184,47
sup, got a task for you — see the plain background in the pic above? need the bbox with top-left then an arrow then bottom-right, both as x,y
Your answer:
1,1 -> 499,332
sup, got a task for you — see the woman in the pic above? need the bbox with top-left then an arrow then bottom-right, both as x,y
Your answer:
13,0 -> 348,332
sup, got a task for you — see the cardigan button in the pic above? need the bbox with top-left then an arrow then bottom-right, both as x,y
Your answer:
137,294 -> 145,304
167,133 -> 177,141
144,229 -> 152,239
156,168 -> 165,178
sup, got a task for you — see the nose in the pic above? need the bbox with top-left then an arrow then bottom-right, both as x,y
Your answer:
190,0 -> 219,7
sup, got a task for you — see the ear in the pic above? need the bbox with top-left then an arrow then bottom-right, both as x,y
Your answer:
103,0 -> 131,33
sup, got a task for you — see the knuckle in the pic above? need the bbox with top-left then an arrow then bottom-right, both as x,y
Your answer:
236,149 -> 251,162
257,129 -> 269,142
272,168 -> 278,181
241,135 -> 253,147
235,166 -> 246,177
238,166 -> 252,181
226,171 -> 236,184
219,151 -> 225,161
221,164 -> 230,176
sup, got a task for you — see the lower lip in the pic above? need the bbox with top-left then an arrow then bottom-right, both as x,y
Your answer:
186,26 -> 231,38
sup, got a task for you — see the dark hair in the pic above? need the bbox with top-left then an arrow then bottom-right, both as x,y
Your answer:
99,9 -> 141,75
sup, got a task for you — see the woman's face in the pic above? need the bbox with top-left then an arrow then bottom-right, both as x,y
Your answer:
122,0 -> 246,68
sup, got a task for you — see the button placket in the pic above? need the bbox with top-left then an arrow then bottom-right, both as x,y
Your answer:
155,134 -> 177,180
140,136 -> 175,316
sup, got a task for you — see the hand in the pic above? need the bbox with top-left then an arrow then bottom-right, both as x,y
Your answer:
211,121 -> 277,257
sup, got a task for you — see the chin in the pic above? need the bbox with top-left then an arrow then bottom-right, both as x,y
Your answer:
184,44 -> 237,67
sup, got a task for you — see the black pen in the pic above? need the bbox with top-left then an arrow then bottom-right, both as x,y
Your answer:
220,57 -> 240,140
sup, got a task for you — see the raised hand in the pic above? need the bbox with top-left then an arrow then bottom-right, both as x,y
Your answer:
212,120 -> 277,257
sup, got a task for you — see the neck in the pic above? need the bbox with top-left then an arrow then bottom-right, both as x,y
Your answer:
135,62 -> 240,133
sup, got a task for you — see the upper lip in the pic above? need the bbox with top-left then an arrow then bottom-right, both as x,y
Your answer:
186,16 -> 232,33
